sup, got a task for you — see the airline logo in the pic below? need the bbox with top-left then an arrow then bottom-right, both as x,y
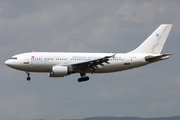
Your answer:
156,33 -> 159,37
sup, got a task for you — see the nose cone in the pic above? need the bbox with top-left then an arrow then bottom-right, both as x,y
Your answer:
5,60 -> 9,65
5,59 -> 17,69
5,60 -> 11,66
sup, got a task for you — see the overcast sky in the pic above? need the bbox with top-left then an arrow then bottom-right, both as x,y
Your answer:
1,0 -> 180,119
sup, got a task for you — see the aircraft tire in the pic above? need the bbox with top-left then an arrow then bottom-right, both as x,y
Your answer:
78,79 -> 81,82
86,77 -> 89,81
78,77 -> 89,82
27,77 -> 31,81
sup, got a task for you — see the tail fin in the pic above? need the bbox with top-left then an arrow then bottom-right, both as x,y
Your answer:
129,24 -> 172,54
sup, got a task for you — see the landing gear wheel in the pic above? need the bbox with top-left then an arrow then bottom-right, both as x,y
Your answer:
26,72 -> 31,81
78,73 -> 90,82
86,77 -> 89,81
77,76 -> 89,82
27,76 -> 31,81
78,78 -> 81,82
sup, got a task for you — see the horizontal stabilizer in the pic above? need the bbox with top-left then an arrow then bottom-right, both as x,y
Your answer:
145,54 -> 171,63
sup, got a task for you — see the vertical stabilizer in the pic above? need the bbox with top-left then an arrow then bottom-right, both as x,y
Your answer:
129,24 -> 172,54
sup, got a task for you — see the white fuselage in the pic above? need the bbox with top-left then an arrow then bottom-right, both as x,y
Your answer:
4,24 -> 172,82
5,52 -> 148,74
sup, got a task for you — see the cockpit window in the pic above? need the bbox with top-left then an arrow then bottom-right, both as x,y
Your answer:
10,57 -> 17,60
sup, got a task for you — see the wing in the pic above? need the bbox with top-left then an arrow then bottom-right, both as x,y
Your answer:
69,54 -> 116,72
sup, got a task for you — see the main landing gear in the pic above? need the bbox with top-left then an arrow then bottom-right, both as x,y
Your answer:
26,72 -> 31,81
78,73 -> 89,82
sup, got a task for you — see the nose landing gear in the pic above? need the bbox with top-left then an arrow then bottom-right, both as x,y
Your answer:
26,72 -> 31,81
27,76 -> 31,81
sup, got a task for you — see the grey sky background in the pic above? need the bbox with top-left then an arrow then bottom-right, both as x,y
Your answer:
0,0 -> 180,119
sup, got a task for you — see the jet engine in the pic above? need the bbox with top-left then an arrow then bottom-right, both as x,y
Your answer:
49,66 -> 75,77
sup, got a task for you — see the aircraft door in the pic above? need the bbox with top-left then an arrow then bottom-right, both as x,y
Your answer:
124,55 -> 131,65
24,55 -> 31,65
66,56 -> 71,64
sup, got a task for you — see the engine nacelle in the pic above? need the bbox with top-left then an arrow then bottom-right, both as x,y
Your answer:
49,66 -> 69,77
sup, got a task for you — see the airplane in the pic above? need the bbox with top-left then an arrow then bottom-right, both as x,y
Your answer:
5,24 -> 172,82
